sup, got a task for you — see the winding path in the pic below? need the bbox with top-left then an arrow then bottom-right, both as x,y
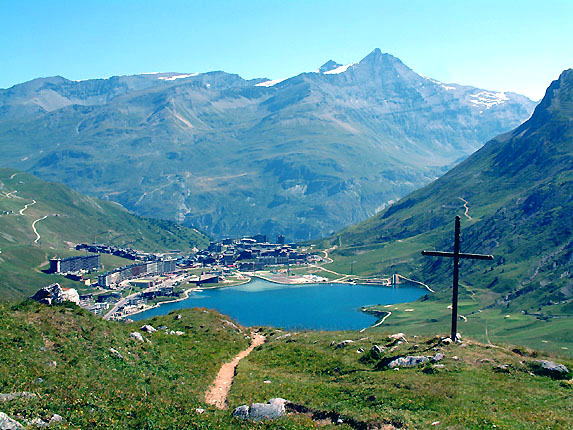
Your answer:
458,197 -> 472,220
205,333 -> 266,409
32,215 -> 48,243
19,199 -> 36,215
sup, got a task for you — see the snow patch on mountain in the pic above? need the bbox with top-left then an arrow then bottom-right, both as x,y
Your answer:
323,63 -> 354,75
158,73 -> 199,81
423,77 -> 457,91
255,78 -> 287,87
470,91 -> 509,108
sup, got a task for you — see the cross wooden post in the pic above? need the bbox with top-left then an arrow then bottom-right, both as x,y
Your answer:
422,216 -> 494,341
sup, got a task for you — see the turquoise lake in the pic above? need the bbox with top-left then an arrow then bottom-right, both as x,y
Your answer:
131,279 -> 428,330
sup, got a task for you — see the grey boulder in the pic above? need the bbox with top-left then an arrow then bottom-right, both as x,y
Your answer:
0,412 -> 23,429
529,360 -> 570,379
370,345 -> 383,358
334,340 -> 354,349
233,398 -> 287,421
232,405 -> 250,420
388,355 -> 429,368
129,332 -> 144,342
140,325 -> 156,333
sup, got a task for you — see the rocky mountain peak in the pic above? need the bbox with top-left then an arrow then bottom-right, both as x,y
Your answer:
318,60 -> 343,73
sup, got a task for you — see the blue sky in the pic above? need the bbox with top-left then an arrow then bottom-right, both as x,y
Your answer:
1,0 -> 571,100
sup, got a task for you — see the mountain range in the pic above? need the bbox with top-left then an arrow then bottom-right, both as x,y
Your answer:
321,69 -> 572,321
0,49 -> 536,241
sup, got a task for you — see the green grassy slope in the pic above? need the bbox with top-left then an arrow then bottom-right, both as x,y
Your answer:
313,69 -> 572,352
0,168 -> 209,299
0,303 -> 260,429
1,303 -> 571,429
231,329 -> 572,429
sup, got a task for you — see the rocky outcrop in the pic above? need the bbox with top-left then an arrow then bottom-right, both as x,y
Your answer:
334,340 -> 354,349
0,412 -> 23,429
30,284 -> 79,305
129,332 -> 144,342
233,398 -> 287,421
370,345 -> 383,358
528,360 -> 570,379
388,356 -> 429,368
140,325 -> 156,333
109,348 -> 124,360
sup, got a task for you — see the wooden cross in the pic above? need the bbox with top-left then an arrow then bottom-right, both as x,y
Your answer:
422,216 -> 494,341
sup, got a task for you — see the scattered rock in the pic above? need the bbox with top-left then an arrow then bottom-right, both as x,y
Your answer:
276,333 -> 292,340
30,284 -> 79,306
174,314 -> 182,320
455,333 -> 462,342
130,332 -> 144,342
370,345 -> 383,358
140,325 -> 156,333
494,364 -> 511,373
432,364 -> 445,369
357,348 -> 364,354
335,340 -> 354,349
263,380 -> 272,384
109,348 -> 124,360
35,378 -> 43,384
221,319 -> 239,330
0,392 -> 36,402
441,337 -> 453,345
49,414 -> 63,424
452,356 -> 459,361
195,408 -> 205,414
174,331 -> 184,336
388,356 -> 429,368
528,360 -> 570,379
432,353 -> 444,362
158,326 -> 168,331
28,418 -> 47,428
232,405 -> 250,420
388,333 -> 407,342
431,421 -> 440,426
0,412 -> 24,429
480,358 -> 492,363
46,361 -> 57,368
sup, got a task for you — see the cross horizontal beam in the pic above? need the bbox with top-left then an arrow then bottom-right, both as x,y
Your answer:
421,250 -> 494,261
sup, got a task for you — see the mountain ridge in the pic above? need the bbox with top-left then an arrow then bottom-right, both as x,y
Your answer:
0,50 -> 537,240
321,68 -> 572,312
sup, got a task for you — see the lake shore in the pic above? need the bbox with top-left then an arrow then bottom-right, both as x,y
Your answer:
121,271 -> 431,323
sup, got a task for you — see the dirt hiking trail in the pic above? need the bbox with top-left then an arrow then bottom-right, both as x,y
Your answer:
205,332 -> 266,409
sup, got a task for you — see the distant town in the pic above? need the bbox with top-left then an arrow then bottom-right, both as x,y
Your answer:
47,234 -> 326,320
